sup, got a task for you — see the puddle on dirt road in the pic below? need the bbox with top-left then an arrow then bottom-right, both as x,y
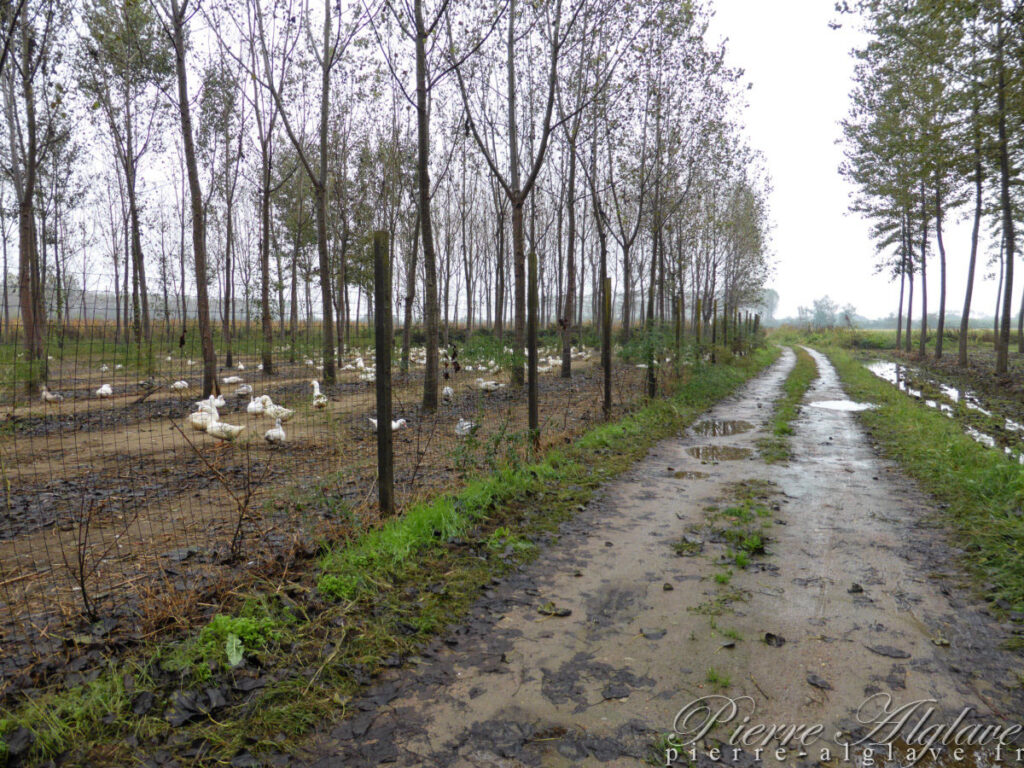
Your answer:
865,360 -> 1024,462
691,419 -> 754,436
673,470 -> 709,479
808,399 -> 877,412
686,445 -> 752,461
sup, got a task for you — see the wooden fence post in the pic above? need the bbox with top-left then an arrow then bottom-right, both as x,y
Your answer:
373,231 -> 394,516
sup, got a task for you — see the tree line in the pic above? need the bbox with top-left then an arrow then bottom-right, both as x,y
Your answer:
0,0 -> 772,407
841,0 -> 1024,370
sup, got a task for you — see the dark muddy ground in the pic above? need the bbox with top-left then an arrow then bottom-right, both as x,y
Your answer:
0,358 -> 655,701
297,347 -> 1024,768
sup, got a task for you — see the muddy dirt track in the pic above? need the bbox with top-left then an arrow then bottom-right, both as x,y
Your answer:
300,347 -> 1024,767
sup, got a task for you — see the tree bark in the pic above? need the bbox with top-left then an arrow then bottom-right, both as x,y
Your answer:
560,135 -> 577,378
917,184 -> 928,358
959,123 -> 983,367
414,0 -> 439,409
259,137 -> 274,373
995,16 -> 1015,374
934,188 -> 946,360
168,0 -> 215,396
315,0 -> 336,384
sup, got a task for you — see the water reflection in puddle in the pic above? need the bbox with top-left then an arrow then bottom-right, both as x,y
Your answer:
691,419 -> 754,436
864,359 -> 1024,462
808,400 -> 877,412
687,445 -> 752,461
673,470 -> 709,479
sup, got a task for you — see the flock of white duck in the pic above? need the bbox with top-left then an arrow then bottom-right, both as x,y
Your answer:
39,344 -> 599,444
186,388 -> 298,444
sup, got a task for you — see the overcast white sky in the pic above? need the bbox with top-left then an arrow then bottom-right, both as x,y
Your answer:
707,0 -> 1002,322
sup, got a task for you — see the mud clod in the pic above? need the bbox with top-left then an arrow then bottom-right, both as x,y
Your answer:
806,673 -> 833,690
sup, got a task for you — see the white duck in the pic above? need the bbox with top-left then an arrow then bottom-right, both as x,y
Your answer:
40,385 -> 63,403
475,378 -> 503,392
99,364 -> 110,373
311,381 -> 328,409
368,417 -> 407,432
455,418 -> 477,437
188,403 -> 217,431
235,383 -> 253,397
264,418 -> 286,445
261,396 -> 295,422
96,384 -> 113,398
222,375 -> 244,385
246,397 -> 265,415
442,386 -> 454,403
237,362 -> 245,371
206,411 -> 246,442
170,380 -> 189,391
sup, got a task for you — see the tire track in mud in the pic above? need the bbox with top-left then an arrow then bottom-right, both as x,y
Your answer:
300,347 -> 1024,767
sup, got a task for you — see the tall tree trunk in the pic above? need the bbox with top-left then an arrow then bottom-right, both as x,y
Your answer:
918,185 -> 928,358
415,0 -> 439,409
895,224 -> 905,352
560,137 -> 577,378
8,16 -> 45,393
169,0 -> 215,395
905,268 -> 913,355
959,130 -> 983,367
314,0 -> 336,384
494,205 -> 505,340
125,111 -> 151,350
621,247 -> 631,339
260,139 -> 274,373
223,181 -> 234,369
1,204 -> 8,339
934,189 -> 946,360
289,231 -> 298,363
995,15 -> 1015,374
401,212 -> 420,373
994,234 -> 1003,347
510,197 -> 526,385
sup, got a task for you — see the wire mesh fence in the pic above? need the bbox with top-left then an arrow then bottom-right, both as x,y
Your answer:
0,262 -> 720,694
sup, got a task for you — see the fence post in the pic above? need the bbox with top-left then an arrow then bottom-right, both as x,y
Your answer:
373,230 -> 394,516
527,250 -> 539,448
602,276 -> 612,420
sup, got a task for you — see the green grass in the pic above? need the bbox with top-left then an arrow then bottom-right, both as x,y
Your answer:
824,345 -> 1024,613
705,667 -> 731,689
758,346 -> 818,463
0,346 -> 779,767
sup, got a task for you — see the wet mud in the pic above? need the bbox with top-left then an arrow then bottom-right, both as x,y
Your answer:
300,347 -> 1024,767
